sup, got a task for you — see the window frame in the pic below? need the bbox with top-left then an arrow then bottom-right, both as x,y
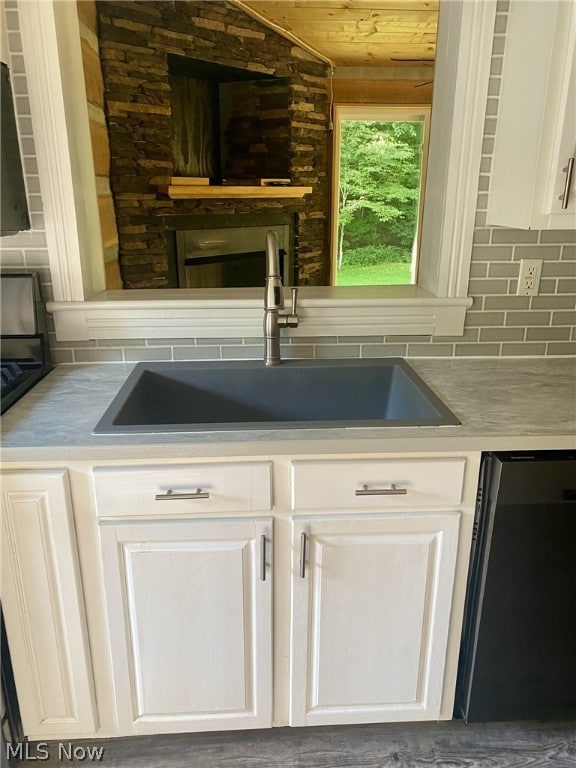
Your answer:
16,0 -> 497,341
331,105 -> 431,287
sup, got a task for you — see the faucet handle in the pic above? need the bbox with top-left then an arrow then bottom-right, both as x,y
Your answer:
285,287 -> 299,329
290,287 -> 298,316
278,287 -> 299,330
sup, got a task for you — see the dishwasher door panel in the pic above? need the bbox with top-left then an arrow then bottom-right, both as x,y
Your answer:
456,453 -> 576,722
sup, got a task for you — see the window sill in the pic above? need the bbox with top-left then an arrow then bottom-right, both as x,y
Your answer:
48,287 -> 472,341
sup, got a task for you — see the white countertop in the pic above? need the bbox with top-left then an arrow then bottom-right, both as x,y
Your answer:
1,358 -> 574,462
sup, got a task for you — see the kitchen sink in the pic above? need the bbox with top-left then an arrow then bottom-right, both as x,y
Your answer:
93,358 -> 460,433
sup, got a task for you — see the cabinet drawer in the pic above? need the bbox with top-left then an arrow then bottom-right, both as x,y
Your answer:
93,462 -> 271,517
291,458 -> 465,510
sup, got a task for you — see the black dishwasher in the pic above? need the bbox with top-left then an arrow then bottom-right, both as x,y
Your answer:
455,451 -> 576,722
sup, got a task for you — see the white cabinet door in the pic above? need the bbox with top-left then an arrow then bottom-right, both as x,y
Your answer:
1,470 -> 96,738
544,41 -> 576,222
290,513 -> 460,726
487,0 -> 576,229
100,517 -> 272,735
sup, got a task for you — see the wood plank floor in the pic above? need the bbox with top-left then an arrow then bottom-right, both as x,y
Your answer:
33,720 -> 576,768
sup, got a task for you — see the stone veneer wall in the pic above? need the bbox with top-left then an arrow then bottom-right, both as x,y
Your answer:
96,0 -> 330,288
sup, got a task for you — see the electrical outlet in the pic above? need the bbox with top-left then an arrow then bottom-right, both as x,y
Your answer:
517,258 -> 542,296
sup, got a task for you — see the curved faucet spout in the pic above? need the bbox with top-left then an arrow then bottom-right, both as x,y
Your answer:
263,229 -> 298,365
265,230 -> 282,280
265,230 -> 284,312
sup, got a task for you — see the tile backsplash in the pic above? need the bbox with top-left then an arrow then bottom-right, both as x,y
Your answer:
1,0 -> 574,362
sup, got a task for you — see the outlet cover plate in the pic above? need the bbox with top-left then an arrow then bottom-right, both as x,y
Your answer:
517,258 -> 542,296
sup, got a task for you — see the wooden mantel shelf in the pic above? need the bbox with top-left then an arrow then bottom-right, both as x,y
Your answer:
158,183 -> 313,199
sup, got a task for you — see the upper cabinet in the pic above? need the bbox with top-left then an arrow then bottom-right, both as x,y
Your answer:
487,0 -> 576,230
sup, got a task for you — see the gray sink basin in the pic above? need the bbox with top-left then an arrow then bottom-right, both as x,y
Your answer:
93,359 -> 460,433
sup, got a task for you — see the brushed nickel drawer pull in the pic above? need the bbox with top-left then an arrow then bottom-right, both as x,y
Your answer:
299,532 -> 307,579
260,534 -> 267,582
355,483 -> 408,497
155,488 -> 210,501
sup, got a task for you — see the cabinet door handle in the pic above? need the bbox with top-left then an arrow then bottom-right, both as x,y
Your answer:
260,534 -> 267,582
561,157 -> 574,209
299,532 -> 307,579
355,483 -> 408,496
154,488 -> 210,501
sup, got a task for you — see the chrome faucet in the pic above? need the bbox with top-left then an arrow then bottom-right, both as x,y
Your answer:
264,230 -> 298,366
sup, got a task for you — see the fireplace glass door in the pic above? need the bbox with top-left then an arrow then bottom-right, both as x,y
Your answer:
175,221 -> 293,289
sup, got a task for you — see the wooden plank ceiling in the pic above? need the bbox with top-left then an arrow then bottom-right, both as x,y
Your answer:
239,0 -> 439,68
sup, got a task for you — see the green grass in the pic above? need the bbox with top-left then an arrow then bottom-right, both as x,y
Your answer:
335,262 -> 412,286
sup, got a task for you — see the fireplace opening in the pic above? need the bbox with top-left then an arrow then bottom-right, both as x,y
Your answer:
168,54 -> 290,183
166,213 -> 297,289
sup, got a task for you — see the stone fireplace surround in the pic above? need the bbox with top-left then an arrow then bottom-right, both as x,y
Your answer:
96,0 -> 330,289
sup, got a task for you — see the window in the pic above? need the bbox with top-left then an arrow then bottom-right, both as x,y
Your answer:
331,106 -> 430,287
21,0 -> 496,340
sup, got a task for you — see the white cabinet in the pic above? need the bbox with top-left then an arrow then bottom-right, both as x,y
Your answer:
1,452 -> 478,739
92,462 -> 272,518
94,462 -> 274,736
0,470 -> 96,739
291,458 -> 466,510
288,456 -> 467,727
99,516 -> 273,735
291,514 -> 459,725
487,0 -> 576,229
290,513 -> 460,726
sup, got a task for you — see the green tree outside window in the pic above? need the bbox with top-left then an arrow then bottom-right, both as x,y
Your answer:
336,120 -> 424,286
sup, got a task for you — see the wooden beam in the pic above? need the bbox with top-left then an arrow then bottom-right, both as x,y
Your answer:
333,78 -> 433,104
157,185 -> 313,199
245,2 -> 439,11
334,65 -> 434,80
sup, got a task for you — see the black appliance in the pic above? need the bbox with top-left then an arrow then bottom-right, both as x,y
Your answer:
1,61 -> 30,236
455,451 -> 576,722
0,271 -> 53,413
